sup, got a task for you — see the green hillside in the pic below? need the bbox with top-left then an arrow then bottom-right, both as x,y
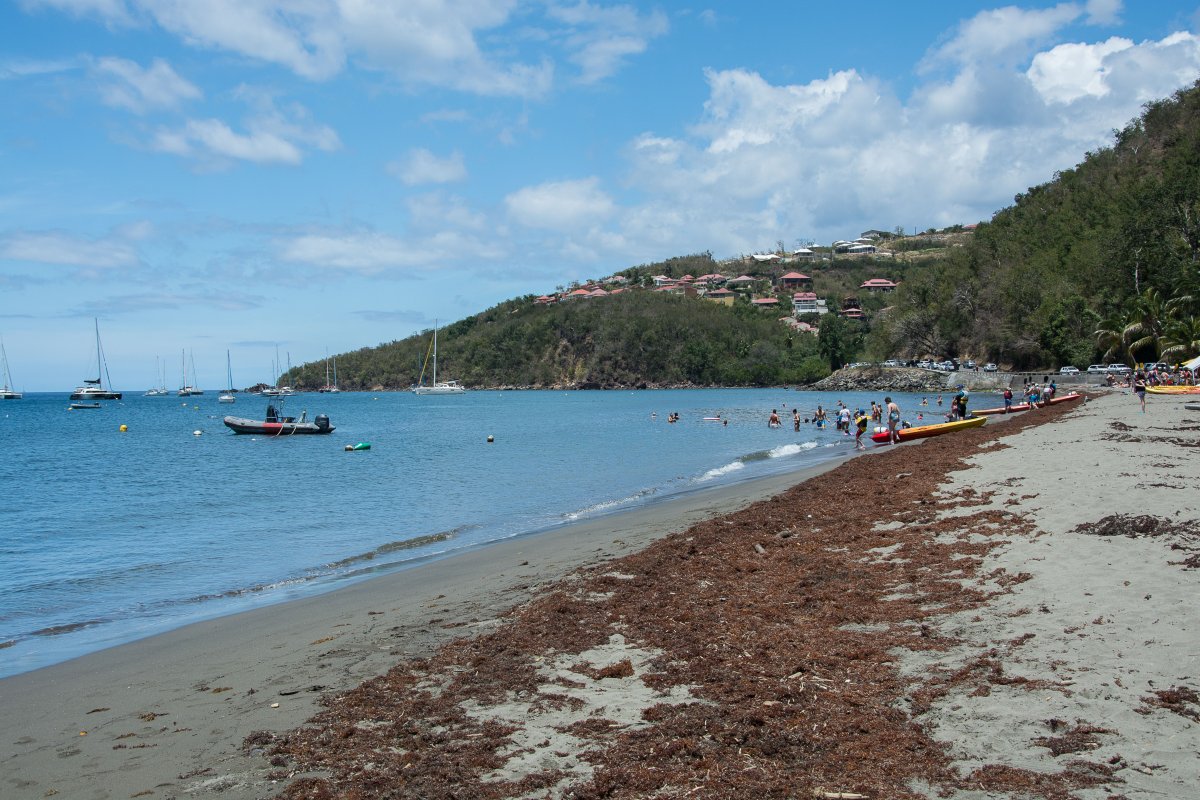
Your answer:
873,80 -> 1200,369
288,290 -> 830,390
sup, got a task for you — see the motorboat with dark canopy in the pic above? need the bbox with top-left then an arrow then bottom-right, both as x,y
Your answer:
224,400 -> 334,435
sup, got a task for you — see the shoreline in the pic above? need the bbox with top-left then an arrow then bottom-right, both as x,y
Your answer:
0,456 -> 850,799
7,388 -> 1196,799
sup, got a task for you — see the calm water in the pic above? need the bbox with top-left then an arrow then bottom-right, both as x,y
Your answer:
0,388 -> 930,677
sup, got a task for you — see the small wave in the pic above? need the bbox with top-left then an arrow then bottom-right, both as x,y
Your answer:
563,488 -> 657,520
327,529 -> 461,570
697,461 -> 746,482
767,441 -> 818,458
29,619 -> 106,637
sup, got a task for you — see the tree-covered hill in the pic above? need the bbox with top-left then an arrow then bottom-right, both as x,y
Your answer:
873,80 -> 1200,369
287,291 -> 830,390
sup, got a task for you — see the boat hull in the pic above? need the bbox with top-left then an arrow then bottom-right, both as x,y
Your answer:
974,392 -> 1083,416
70,389 -> 122,400
871,415 -> 986,444
223,415 -> 334,435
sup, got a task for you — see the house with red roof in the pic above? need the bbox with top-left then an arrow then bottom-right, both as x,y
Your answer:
860,278 -> 897,292
704,288 -> 735,306
792,291 -> 828,315
778,271 -> 812,290
751,297 -> 780,309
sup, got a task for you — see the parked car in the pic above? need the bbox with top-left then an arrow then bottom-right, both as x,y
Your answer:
983,363 -> 998,372
917,359 -> 933,369
1058,366 -> 1080,375
1106,364 -> 1132,374
939,360 -> 957,371
883,359 -> 902,367
1086,364 -> 1108,374
964,360 -> 977,369
1144,361 -> 1169,372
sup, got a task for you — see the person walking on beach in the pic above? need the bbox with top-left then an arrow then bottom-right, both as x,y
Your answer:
955,385 -> 969,420
886,396 -> 901,445
1002,386 -> 1013,413
1133,372 -> 1147,412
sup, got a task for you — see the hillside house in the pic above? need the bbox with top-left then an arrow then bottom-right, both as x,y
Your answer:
751,297 -> 780,309
860,278 -> 897,292
792,292 -> 828,315
791,248 -> 817,260
726,275 -> 758,291
704,288 -> 735,306
778,271 -> 812,290
535,295 -> 557,305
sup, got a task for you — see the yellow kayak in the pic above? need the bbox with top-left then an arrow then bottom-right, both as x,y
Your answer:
871,415 -> 986,444
1145,385 -> 1200,395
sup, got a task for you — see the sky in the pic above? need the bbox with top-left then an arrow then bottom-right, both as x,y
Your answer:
3,0 -> 1200,391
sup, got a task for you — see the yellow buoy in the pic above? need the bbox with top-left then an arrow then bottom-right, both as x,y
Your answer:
119,424 -> 128,432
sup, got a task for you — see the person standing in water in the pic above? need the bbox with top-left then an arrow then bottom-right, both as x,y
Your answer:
886,396 -> 901,445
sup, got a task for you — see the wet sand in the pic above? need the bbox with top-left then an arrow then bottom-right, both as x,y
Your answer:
5,389 -> 1199,799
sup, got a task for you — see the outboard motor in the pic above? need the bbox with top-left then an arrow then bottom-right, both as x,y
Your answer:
315,414 -> 331,432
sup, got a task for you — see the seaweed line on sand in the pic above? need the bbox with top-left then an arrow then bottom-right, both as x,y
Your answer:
248,400 -> 1122,800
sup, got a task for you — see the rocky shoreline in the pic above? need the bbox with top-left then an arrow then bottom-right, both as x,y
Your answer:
806,365 -> 1011,393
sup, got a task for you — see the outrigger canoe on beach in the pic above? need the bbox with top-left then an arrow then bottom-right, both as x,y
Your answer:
973,391 -> 1084,416
870,415 -> 985,444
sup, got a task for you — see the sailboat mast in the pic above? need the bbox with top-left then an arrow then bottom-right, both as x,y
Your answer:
432,320 -> 438,385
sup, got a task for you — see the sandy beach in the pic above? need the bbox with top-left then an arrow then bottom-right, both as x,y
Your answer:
4,388 -> 1199,799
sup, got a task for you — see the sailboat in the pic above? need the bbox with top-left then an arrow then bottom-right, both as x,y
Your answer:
318,352 -> 341,393
1,336 -> 21,399
218,350 -> 236,403
70,319 -> 122,400
178,350 -> 204,396
145,356 -> 169,396
412,320 -> 465,395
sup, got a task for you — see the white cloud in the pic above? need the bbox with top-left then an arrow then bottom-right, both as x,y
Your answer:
0,227 -> 143,268
387,149 -> 467,186
614,24 -> 1200,258
925,3 -> 1083,68
547,1 -> 669,83
143,0 -> 345,80
93,56 -> 202,112
505,178 -> 614,230
278,225 -> 505,276
0,56 -> 78,79
150,91 -> 340,166
1028,36 -> 1133,103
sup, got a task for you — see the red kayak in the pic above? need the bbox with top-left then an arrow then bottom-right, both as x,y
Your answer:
974,391 -> 1083,416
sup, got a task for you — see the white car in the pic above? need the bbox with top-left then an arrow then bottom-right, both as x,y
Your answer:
1058,366 -> 1079,375
1106,364 -> 1132,374
883,359 -> 902,367
983,363 -> 998,372
1086,364 -> 1108,374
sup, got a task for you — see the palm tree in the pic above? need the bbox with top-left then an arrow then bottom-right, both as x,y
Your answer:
1161,315 -> 1200,364
1094,310 -> 1137,365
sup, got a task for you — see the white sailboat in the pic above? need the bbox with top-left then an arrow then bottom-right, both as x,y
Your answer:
218,350 -> 236,403
178,349 -> 204,396
1,336 -> 21,399
71,319 -> 122,400
412,320 -> 465,395
145,356 -> 169,396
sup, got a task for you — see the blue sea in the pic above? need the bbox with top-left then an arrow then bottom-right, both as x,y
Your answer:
0,388 -> 932,678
